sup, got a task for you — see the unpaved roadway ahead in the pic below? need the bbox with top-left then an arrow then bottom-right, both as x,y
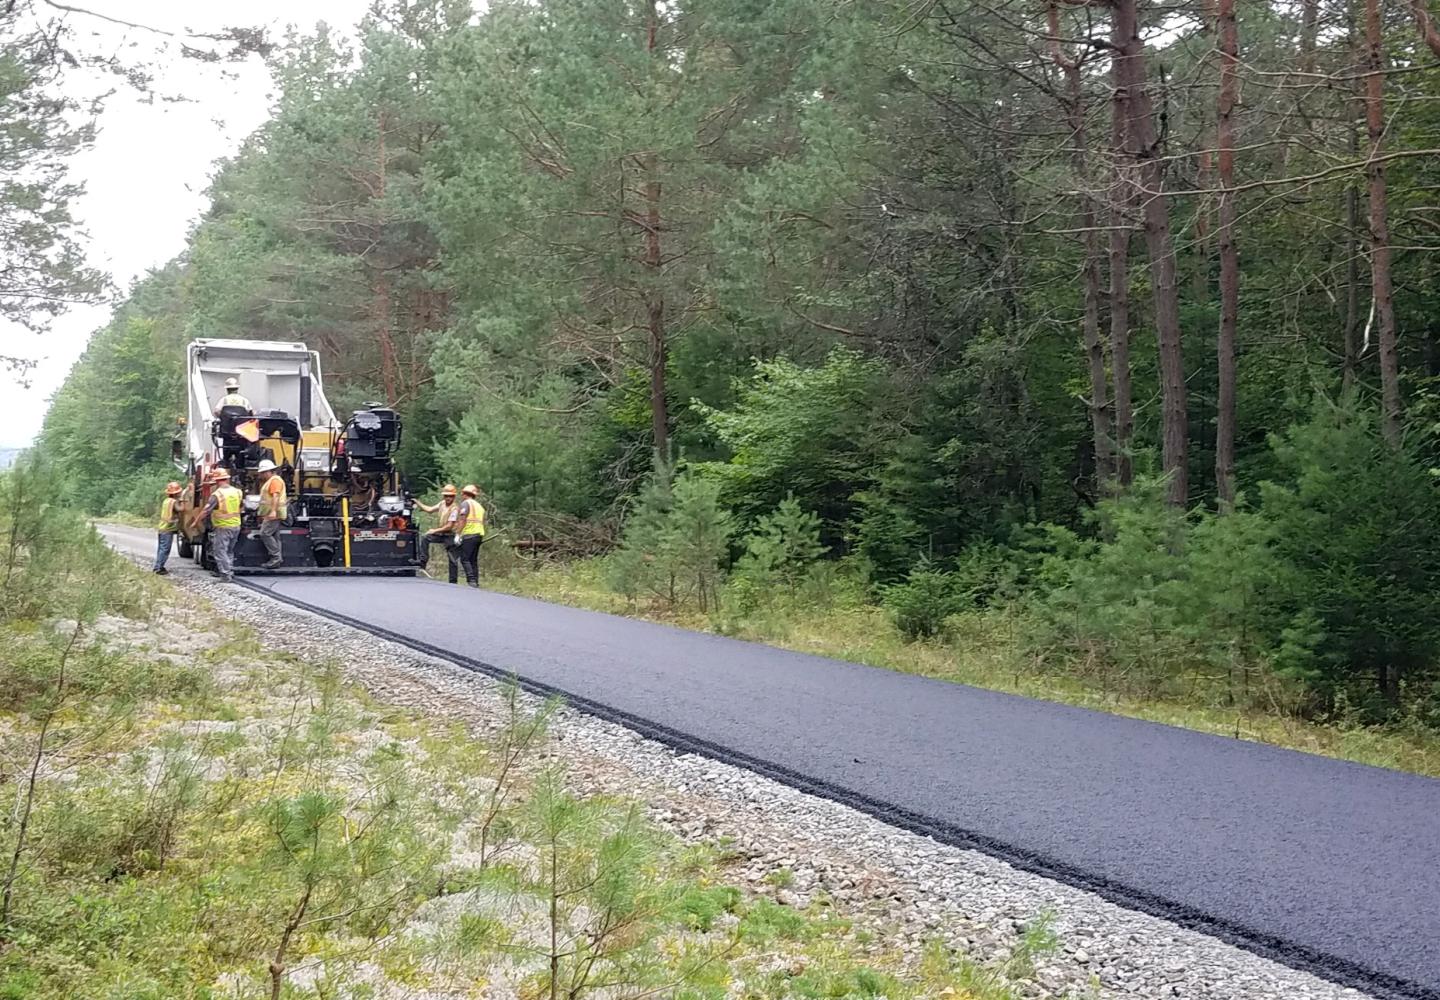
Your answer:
104,524 -> 1440,999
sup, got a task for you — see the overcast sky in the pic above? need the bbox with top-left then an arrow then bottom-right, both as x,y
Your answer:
0,0 -> 372,448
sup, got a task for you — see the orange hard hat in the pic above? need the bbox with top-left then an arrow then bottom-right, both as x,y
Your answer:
165,481 -> 182,496
462,484 -> 478,496
440,483 -> 457,496
212,468 -> 231,481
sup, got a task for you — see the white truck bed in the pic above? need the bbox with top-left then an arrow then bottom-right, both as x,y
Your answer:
186,339 -> 337,462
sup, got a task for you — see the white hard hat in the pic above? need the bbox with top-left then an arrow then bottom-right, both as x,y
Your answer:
224,377 -> 240,390
256,459 -> 277,473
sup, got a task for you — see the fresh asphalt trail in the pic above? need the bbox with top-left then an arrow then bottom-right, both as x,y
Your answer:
241,574 -> 1440,1000
98,524 -> 1438,1000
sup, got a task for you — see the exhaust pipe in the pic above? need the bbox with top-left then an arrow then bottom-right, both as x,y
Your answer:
298,357 -> 312,427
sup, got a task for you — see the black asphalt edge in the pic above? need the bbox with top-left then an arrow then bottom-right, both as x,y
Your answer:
240,581 -> 1435,1000
233,567 -> 417,577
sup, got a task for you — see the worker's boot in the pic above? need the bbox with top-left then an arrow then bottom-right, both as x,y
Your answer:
261,559 -> 282,569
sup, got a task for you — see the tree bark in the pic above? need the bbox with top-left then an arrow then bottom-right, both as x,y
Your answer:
374,273 -> 398,405
1108,16 -> 1136,488
1047,2 -> 1112,486
1193,0 -> 1216,301
373,114 -> 399,406
1343,186 -> 1361,391
1343,119 -> 1362,392
1114,0 -> 1189,506
1215,0 -> 1240,506
643,1 -> 669,460
1301,0 -> 1321,72
1408,0 -> 1440,57
1363,0 -> 1403,443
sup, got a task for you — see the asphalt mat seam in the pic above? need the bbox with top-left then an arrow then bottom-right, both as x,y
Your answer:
240,580 -> 1432,1000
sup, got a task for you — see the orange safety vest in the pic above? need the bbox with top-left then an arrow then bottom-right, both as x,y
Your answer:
430,499 -> 455,531
156,497 -> 179,533
259,474 -> 288,520
211,486 -> 243,529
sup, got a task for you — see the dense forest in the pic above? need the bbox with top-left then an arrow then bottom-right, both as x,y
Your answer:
32,0 -> 1440,731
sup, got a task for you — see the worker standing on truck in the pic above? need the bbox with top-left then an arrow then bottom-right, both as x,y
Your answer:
415,483 -> 457,573
198,468 -> 244,582
213,377 -> 251,416
448,484 -> 486,588
256,458 -> 287,569
153,481 -> 183,575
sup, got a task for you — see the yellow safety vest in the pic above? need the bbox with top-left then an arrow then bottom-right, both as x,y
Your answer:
156,497 -> 179,533
211,486 -> 243,529
219,392 -> 250,410
459,498 -> 485,537
259,475 -> 288,520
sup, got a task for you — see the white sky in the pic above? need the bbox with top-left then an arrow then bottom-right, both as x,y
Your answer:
0,0 -> 372,448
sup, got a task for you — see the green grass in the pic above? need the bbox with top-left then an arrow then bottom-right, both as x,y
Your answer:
489,557 -> 1440,779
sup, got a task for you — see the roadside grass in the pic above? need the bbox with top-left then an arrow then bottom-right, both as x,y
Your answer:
0,534 -> 1061,998
489,557 -> 1440,779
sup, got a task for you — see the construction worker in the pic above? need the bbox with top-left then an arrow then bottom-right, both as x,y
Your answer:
415,483 -> 457,572
213,377 -> 251,416
153,481 -> 183,575
256,458 -> 287,569
198,468 -> 244,582
447,484 -> 486,587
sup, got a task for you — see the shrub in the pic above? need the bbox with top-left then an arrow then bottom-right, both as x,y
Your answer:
884,563 -> 958,642
1260,399 -> 1440,719
1021,479 -> 1281,699
729,494 -> 827,613
607,466 -> 733,611
849,490 -> 925,587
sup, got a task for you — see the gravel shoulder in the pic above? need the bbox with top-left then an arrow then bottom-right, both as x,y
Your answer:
104,524 -> 1382,1000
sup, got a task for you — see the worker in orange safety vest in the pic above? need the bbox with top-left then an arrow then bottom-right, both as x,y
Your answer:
256,458 -> 287,569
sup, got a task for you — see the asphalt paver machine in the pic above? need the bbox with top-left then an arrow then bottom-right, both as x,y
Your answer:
176,338 -> 419,575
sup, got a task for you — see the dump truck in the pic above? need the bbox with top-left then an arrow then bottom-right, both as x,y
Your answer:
175,338 -> 419,575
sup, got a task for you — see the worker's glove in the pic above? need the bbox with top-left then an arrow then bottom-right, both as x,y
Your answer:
452,535 -> 462,546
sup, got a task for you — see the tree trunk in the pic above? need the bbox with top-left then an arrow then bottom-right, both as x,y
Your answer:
269,884 -> 313,1000
1047,2 -> 1112,486
644,1 -> 669,460
1363,0 -> 1403,444
375,273 -> 398,406
1343,189 -> 1361,391
1408,0 -> 1440,57
373,115 -> 399,406
1114,0 -> 1189,506
1215,0 -> 1240,506
1108,16 -> 1136,488
1343,129 -> 1362,392
1192,0 -> 1216,301
1301,0 -> 1321,71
